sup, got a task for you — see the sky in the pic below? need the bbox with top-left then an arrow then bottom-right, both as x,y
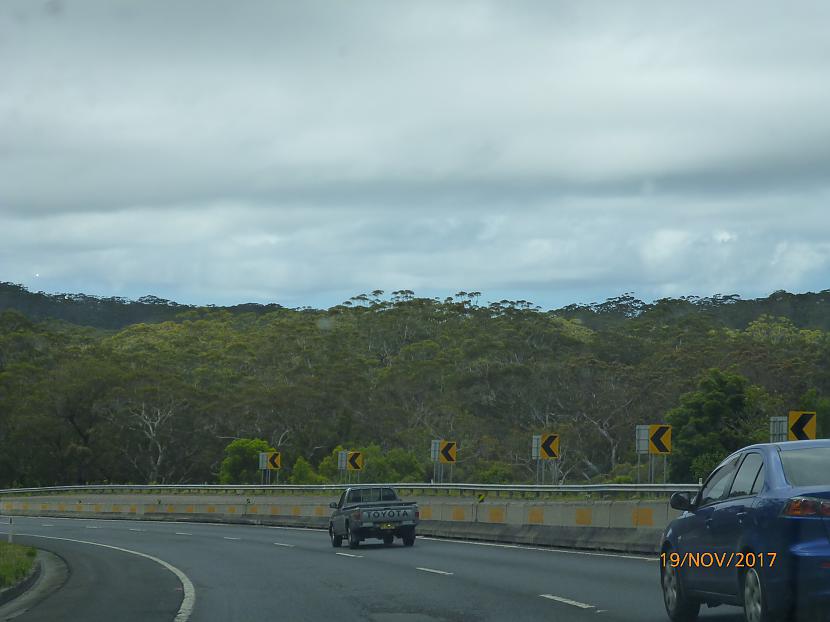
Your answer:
1,0 -> 829,310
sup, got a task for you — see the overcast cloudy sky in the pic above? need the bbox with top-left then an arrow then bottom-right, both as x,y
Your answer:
1,1 -> 829,309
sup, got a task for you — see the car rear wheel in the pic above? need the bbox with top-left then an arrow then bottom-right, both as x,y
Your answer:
330,525 -> 342,548
661,557 -> 700,622
743,567 -> 781,622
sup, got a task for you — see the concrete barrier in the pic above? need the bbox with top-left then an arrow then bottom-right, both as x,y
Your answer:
0,494 -> 680,554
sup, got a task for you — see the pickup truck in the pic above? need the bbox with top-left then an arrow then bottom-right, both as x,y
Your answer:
328,486 -> 419,549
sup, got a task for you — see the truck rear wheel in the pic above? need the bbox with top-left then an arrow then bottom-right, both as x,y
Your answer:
402,529 -> 415,547
330,525 -> 342,548
347,523 -> 360,549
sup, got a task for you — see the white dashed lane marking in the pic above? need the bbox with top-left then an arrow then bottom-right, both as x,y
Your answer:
273,542 -> 295,547
539,594 -> 595,609
335,552 -> 363,558
416,567 -> 453,576
223,537 -> 241,541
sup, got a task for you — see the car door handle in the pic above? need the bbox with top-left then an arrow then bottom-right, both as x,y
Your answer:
736,511 -> 748,523
705,518 -> 713,528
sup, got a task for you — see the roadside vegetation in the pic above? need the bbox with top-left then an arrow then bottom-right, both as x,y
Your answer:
0,542 -> 36,588
1,283 -> 828,487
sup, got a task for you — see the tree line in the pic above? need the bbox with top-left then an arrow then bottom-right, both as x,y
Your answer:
0,286 -> 828,487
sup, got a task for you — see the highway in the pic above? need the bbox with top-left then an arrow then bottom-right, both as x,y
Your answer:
2,516 -> 748,622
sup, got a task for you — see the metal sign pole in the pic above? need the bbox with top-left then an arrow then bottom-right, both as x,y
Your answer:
664,456 -> 668,484
637,451 -> 640,484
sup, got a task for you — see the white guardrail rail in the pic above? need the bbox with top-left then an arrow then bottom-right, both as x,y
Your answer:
0,483 -> 700,496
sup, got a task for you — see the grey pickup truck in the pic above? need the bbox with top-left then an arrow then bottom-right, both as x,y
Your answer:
328,486 -> 419,548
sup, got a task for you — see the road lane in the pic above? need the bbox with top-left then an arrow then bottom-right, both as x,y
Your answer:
6,534 -> 183,622
2,516 -> 749,622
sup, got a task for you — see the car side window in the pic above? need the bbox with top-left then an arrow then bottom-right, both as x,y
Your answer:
729,453 -> 764,498
698,457 -> 740,506
750,463 -> 766,495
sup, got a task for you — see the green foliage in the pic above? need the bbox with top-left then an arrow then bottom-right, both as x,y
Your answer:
0,543 -> 36,588
289,456 -> 324,484
798,389 -> 830,438
667,369 -> 766,481
2,286 -> 830,487
219,439 -> 274,484
470,461 -> 515,484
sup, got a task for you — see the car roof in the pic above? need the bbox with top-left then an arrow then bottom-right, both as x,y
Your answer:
736,439 -> 830,453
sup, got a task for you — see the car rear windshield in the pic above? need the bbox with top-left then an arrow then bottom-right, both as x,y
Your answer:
347,488 -> 398,503
780,447 -> 830,486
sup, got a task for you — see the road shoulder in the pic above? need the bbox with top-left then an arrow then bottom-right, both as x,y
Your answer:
0,550 -> 68,618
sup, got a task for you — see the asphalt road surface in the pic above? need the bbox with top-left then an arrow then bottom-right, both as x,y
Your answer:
2,516 -> 750,622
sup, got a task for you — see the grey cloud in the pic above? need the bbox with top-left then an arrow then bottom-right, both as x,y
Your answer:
1,1 -> 829,308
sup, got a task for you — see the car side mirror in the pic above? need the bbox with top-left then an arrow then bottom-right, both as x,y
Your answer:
329,502 -> 337,509
670,492 -> 695,512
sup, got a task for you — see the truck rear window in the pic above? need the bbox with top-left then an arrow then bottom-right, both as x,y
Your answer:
780,447 -> 830,486
346,488 -> 397,503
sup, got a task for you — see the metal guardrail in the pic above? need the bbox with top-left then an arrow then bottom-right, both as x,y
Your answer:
0,483 -> 699,496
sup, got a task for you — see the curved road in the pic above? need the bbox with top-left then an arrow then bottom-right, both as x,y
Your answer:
3,516 -> 748,621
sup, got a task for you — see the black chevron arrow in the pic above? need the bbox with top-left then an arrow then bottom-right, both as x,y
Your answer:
541,435 -> 559,458
650,426 -> 670,453
348,452 -> 362,469
268,452 -> 280,469
790,413 -> 814,440
440,442 -> 456,462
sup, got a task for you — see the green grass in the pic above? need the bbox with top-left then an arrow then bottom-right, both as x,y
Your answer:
0,542 -> 36,588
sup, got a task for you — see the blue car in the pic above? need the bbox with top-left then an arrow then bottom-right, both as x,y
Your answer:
660,440 -> 830,622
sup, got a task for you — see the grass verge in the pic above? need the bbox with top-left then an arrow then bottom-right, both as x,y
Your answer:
0,542 -> 36,588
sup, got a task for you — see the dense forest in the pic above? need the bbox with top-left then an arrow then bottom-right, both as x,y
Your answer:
0,282 -> 828,488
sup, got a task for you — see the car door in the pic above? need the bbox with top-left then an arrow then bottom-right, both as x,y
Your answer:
706,452 -> 765,595
679,456 -> 741,593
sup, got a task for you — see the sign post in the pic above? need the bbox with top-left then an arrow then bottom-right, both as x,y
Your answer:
531,435 -> 541,484
338,450 -> 348,483
635,425 -> 650,484
439,440 -> 457,483
431,440 -> 440,483
539,433 -> 560,484
258,451 -> 281,484
769,416 -> 788,443
648,424 -> 672,484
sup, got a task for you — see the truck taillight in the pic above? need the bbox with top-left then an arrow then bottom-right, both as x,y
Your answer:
783,497 -> 830,517
415,509 -> 420,519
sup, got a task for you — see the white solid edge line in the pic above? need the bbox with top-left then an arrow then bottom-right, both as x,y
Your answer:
415,567 -> 453,576
539,594 -> 595,609
13,533 -> 195,622
418,536 -> 656,562
335,552 -> 363,558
